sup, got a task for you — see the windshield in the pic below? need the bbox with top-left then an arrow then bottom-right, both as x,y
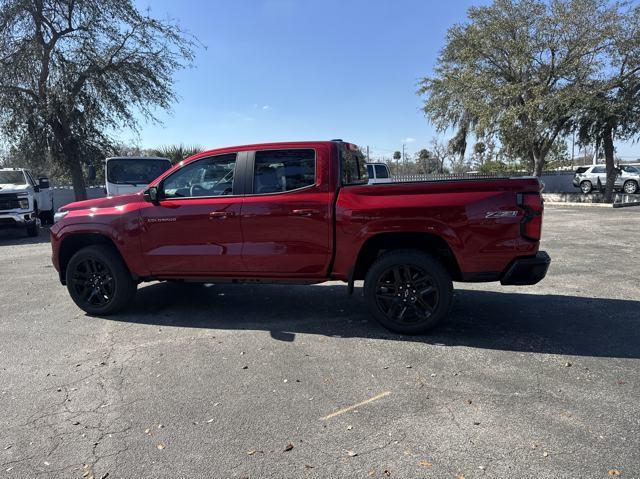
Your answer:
0,171 -> 27,184
106,159 -> 171,185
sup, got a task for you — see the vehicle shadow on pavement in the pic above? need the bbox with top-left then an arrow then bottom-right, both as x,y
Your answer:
0,227 -> 51,245
110,282 -> 640,359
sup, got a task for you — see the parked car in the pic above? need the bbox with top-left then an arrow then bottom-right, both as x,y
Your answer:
50,140 -> 549,334
105,156 -> 172,196
366,162 -> 391,184
573,165 -> 640,194
0,168 -> 54,236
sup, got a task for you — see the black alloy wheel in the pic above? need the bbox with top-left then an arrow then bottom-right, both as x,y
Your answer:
364,249 -> 453,334
65,245 -> 136,315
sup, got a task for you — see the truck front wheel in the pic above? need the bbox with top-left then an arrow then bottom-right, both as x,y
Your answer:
364,249 -> 453,334
65,245 -> 136,315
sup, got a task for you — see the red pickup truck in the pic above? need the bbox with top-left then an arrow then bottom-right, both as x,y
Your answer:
50,140 -> 549,334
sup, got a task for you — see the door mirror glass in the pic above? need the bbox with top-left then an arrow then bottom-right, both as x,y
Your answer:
144,186 -> 159,203
38,177 -> 50,189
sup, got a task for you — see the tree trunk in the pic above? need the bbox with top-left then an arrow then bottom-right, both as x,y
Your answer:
602,125 -> 616,203
66,149 -> 87,201
49,116 -> 87,201
532,149 -> 545,177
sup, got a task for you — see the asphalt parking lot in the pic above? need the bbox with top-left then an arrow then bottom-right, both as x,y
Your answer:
1,205 -> 639,479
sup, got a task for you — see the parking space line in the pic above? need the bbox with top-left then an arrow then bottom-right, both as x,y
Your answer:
321,391 -> 392,420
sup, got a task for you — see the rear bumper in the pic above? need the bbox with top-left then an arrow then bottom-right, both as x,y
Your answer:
500,251 -> 550,286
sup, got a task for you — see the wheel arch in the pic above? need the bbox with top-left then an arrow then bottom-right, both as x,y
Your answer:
351,232 -> 461,286
58,233 -> 125,284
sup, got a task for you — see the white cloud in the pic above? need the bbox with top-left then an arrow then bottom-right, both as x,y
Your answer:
262,105 -> 271,111
403,137 -> 416,144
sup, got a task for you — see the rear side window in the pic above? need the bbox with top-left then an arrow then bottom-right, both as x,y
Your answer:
253,149 -> 315,194
592,166 -> 606,173
340,144 -> 368,185
366,165 -> 374,178
575,167 -> 588,174
374,165 -> 389,179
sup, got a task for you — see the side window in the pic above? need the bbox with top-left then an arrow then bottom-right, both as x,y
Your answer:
25,171 -> 36,186
162,153 -> 236,198
375,165 -> 389,179
366,165 -> 374,178
593,166 -> 605,174
253,149 -> 315,194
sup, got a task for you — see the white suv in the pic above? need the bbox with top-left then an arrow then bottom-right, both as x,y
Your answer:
0,168 -> 54,236
572,165 -> 640,194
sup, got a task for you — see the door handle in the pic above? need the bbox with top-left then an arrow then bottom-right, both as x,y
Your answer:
209,211 -> 234,219
291,209 -> 319,217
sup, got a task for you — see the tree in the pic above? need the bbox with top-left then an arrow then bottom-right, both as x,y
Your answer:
0,0 -> 197,200
418,0 -> 616,176
574,5 -> 640,202
149,144 -> 205,164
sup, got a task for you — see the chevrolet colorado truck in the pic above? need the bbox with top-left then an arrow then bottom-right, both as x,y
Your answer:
1,168 -> 54,236
50,141 -> 550,334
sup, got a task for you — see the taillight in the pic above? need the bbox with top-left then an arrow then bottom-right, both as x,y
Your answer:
517,192 -> 543,241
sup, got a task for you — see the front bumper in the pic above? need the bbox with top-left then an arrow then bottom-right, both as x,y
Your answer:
500,251 -> 551,286
0,211 -> 36,227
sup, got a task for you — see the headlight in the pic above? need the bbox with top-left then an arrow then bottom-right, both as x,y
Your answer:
53,210 -> 69,223
18,198 -> 29,209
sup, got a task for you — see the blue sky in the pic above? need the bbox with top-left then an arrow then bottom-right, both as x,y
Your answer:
131,0 -> 639,161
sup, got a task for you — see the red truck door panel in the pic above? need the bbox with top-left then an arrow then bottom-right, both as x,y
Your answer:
139,153 -> 245,275
239,148 -> 333,276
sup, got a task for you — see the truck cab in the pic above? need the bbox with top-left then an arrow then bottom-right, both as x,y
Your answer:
105,157 -> 172,196
0,168 -> 53,236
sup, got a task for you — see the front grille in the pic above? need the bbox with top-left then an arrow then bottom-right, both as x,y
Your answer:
0,193 -> 21,211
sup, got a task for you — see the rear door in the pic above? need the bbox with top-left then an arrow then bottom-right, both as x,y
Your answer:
239,146 -> 334,277
139,153 -> 245,275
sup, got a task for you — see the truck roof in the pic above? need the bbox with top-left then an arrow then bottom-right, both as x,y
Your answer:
105,156 -> 171,162
0,167 -> 27,171
187,140 -> 354,163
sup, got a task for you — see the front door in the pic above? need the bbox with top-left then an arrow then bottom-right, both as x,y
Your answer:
239,147 -> 333,277
139,153 -> 245,275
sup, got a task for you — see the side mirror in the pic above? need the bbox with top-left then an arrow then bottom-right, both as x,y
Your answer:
143,186 -> 160,204
38,177 -> 50,189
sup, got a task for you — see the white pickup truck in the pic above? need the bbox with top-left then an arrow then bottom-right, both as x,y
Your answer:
0,168 -> 54,236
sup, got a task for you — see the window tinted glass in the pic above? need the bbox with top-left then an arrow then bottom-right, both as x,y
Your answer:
366,165 -> 374,178
374,165 -> 389,179
162,154 -> 236,198
575,167 -> 588,174
340,144 -> 368,185
593,166 -> 606,173
107,159 -> 171,185
622,166 -> 639,173
253,149 -> 315,194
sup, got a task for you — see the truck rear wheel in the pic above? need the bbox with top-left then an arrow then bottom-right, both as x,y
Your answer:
65,245 -> 136,315
364,249 -> 453,334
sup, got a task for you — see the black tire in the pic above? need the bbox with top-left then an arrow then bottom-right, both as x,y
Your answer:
26,221 -> 39,237
40,209 -> 54,225
65,245 -> 136,315
364,249 -> 453,334
580,181 -> 593,194
623,180 -> 638,194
